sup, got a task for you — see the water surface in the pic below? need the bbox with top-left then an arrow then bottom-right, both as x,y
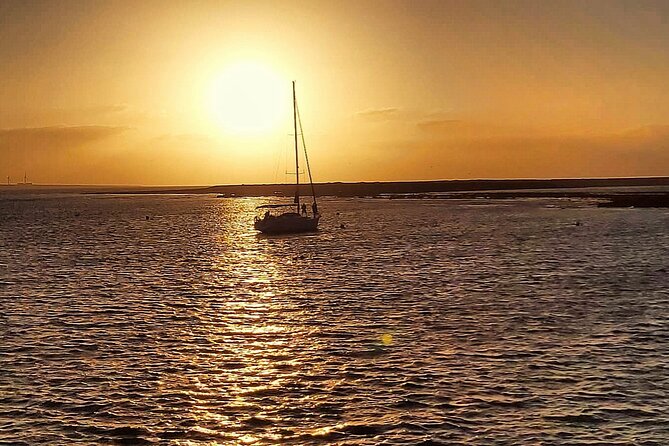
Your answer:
1,194 -> 668,444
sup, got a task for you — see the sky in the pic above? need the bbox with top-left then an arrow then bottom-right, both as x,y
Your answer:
1,0 -> 669,185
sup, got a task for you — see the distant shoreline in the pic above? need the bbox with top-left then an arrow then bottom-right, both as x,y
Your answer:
98,177 -> 669,208
3,177 -> 669,207
88,176 -> 669,197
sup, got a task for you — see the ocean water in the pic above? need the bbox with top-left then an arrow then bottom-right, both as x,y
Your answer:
1,194 -> 668,445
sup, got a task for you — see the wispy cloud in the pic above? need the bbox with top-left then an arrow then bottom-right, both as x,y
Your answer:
355,107 -> 401,121
76,104 -> 131,115
417,119 -> 463,133
0,125 -> 130,150
0,104 -> 156,128
360,123 -> 669,180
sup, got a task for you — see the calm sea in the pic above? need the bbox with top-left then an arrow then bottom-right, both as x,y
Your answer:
1,193 -> 668,445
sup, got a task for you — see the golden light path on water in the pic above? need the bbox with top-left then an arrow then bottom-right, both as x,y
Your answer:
1,193 -> 668,444
158,198 -> 357,445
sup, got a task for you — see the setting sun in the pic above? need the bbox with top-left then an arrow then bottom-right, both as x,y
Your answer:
207,61 -> 287,136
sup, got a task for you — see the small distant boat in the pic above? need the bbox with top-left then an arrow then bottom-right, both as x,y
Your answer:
254,81 -> 320,234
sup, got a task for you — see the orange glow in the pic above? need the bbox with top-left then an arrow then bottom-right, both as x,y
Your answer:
2,1 -> 669,184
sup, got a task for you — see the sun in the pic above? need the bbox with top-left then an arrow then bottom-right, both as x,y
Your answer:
208,61 -> 287,136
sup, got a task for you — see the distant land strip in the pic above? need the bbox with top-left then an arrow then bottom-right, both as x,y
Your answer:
88,176 -> 669,207
96,176 -> 669,197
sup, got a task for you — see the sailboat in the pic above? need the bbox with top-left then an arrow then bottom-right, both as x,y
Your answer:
254,81 -> 320,234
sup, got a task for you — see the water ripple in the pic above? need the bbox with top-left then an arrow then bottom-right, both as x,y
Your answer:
1,195 -> 668,444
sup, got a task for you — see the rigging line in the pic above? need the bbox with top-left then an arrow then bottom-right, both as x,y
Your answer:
273,138 -> 284,185
295,101 -> 317,204
284,137 -> 289,184
293,81 -> 300,210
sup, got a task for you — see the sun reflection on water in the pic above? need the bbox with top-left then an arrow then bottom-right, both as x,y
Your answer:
159,197 -> 321,443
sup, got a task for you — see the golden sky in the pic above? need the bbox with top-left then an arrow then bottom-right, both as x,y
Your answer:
1,0 -> 669,185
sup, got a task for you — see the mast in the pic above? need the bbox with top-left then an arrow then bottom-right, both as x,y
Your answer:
293,81 -> 300,211
296,101 -> 317,208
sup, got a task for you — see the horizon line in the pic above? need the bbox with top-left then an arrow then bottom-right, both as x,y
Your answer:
2,175 -> 669,189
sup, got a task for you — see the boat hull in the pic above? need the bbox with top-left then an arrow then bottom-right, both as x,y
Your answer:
254,213 -> 320,234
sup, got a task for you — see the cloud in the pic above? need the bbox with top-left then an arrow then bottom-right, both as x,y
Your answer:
0,125 -> 130,156
72,104 -> 131,116
355,107 -> 401,121
417,119 -> 464,133
0,104 -> 158,128
355,108 -> 468,135
0,125 -> 130,150
362,123 -> 669,180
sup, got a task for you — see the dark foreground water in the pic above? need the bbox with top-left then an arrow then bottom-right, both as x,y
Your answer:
1,194 -> 668,445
